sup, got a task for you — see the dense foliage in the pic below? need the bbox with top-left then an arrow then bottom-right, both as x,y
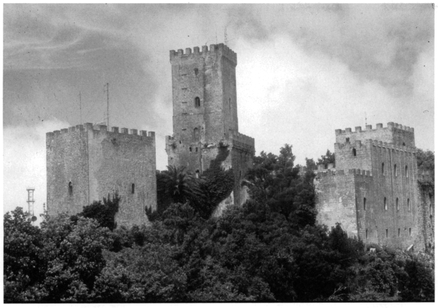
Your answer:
4,145 -> 434,302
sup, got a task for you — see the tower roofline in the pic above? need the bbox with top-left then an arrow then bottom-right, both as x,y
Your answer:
170,43 -> 237,65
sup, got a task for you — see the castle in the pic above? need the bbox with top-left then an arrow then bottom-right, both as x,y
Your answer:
46,43 -> 433,251
315,123 -> 434,251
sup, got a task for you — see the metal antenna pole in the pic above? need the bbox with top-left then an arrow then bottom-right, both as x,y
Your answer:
106,83 -> 110,127
224,26 -> 228,45
79,92 -> 82,124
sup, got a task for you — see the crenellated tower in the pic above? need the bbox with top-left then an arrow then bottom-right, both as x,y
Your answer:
166,43 -> 254,210
46,123 -> 157,227
315,122 -> 426,250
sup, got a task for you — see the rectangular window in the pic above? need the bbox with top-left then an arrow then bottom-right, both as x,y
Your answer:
409,228 -> 412,236
363,197 -> 367,211
385,229 -> 389,238
366,229 -> 368,239
398,228 -> 401,237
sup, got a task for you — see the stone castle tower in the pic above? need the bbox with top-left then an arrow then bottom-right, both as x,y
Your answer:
46,123 -> 157,227
315,122 -> 428,250
165,43 -> 255,208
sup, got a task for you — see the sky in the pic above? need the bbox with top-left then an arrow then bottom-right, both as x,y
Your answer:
3,3 -> 434,217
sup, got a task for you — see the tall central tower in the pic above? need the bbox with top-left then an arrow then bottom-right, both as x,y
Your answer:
166,43 -> 254,209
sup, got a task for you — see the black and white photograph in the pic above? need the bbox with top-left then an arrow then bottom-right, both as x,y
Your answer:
3,3 -> 434,302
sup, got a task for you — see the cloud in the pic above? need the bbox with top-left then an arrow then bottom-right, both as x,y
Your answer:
3,119 -> 70,218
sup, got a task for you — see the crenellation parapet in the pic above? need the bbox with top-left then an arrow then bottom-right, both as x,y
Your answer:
47,123 -> 155,141
170,43 -> 237,65
336,122 -> 414,135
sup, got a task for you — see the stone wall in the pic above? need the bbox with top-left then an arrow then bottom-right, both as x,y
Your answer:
47,123 -> 156,227
315,170 -> 358,238
46,126 -> 89,215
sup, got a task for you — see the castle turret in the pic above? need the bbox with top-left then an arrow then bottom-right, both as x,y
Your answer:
166,43 -> 254,208
46,123 -> 157,227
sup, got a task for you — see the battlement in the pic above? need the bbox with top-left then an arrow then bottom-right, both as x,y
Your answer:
335,122 -> 414,135
47,123 -> 155,141
170,43 -> 237,65
335,122 -> 415,148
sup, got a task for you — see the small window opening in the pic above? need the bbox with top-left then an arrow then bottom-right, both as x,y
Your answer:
195,170 -> 199,178
194,68 -> 198,75
352,148 -> 357,156
408,228 -> 412,236
189,146 -> 192,152
363,197 -> 367,211
382,163 -> 385,175
402,142 -> 406,146
396,198 -> 399,211
131,183 -> 135,194
195,147 -> 198,152
229,98 -> 231,110
195,97 -> 201,108
405,165 -> 408,178
346,137 -> 350,143
384,197 -> 387,211
407,198 -> 411,211
394,164 -> 397,177
68,181 -> 73,196
385,229 -> 389,238
398,228 -> 401,237
179,140 -> 182,144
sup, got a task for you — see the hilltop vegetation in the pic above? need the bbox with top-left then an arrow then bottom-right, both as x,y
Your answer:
4,145 -> 434,302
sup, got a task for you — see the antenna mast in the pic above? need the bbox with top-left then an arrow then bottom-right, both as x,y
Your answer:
224,27 -> 228,45
26,188 -> 35,216
79,92 -> 82,124
105,83 -> 110,127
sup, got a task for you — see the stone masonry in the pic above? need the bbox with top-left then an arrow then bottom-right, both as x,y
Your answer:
314,122 -> 429,250
165,43 -> 255,209
46,123 -> 157,227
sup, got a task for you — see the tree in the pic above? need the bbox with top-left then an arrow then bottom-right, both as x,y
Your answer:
79,194 -> 119,231
4,208 -> 45,302
317,149 -> 335,168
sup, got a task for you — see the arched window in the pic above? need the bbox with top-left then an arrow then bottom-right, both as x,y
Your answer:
394,164 -> 397,177
382,162 -> 385,175
195,97 -> 201,108
352,148 -> 357,156
396,198 -> 399,211
131,183 -> 135,194
384,197 -> 387,211
68,181 -> 73,196
363,197 -> 367,211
